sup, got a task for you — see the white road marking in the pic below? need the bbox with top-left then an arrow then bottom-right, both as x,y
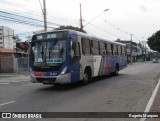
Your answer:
0,101 -> 15,106
0,83 -> 10,85
140,79 -> 160,121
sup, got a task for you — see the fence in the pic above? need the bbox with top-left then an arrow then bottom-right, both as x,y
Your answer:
0,56 -> 29,75
16,57 -> 29,75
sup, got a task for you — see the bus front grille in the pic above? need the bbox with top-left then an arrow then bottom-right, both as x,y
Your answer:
36,77 -> 56,84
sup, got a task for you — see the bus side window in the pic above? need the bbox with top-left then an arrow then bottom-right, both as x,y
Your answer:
111,44 -> 113,55
92,40 -> 100,55
100,42 -> 106,55
81,38 -> 91,55
122,46 -> 126,56
106,43 -> 111,55
71,41 -> 80,56
70,41 -> 81,64
117,45 -> 119,55
113,45 -> 117,55
121,46 -> 122,55
118,45 -> 122,55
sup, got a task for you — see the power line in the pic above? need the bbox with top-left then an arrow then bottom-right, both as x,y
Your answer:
0,11 -> 61,27
0,10 -> 80,30
0,0 -> 42,16
0,1 -> 80,28
1,10 -> 127,40
0,18 -> 43,28
0,11 -> 44,23
0,4 -> 135,41
1,0 -> 80,26
84,22 -> 123,39
104,19 -> 130,36
39,0 -> 43,13
0,17 -> 56,29
102,19 -> 142,41
0,10 -> 59,27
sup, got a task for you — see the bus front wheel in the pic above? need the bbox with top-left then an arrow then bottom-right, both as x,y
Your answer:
82,69 -> 91,85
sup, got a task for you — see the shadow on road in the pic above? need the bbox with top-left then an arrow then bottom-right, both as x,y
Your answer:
35,73 -> 125,92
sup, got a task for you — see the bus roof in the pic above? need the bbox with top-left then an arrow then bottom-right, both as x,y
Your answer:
32,29 -> 126,46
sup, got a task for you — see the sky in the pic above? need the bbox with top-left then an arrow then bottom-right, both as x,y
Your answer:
1,0 -> 160,43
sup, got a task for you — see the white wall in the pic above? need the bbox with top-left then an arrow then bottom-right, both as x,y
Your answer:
0,26 -> 14,49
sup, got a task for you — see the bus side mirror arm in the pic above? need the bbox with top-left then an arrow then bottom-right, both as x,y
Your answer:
70,50 -> 74,59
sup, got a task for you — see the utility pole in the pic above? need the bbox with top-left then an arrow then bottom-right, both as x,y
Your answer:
145,42 -> 146,62
130,34 -> 133,65
80,3 -> 83,31
79,4 -> 109,31
43,0 -> 47,31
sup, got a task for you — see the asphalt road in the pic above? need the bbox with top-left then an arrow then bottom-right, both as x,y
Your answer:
0,62 -> 160,121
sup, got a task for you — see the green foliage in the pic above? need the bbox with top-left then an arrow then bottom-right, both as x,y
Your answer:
148,30 -> 160,52
138,42 -> 143,49
25,30 -> 45,41
12,35 -> 21,42
55,26 -> 87,33
25,35 -> 32,40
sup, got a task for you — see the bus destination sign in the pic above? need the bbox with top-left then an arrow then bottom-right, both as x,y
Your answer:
36,32 -> 66,40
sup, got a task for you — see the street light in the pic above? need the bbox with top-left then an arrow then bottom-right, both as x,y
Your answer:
83,9 -> 109,28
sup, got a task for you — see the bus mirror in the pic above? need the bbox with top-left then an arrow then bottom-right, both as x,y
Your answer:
69,41 -> 73,50
70,41 -> 73,48
70,50 -> 74,59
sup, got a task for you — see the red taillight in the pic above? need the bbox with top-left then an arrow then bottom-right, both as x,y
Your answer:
34,72 -> 42,76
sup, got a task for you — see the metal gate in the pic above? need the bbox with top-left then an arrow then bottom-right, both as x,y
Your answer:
16,57 -> 29,75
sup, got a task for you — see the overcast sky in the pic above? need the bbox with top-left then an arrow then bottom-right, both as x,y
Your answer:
1,0 -> 160,42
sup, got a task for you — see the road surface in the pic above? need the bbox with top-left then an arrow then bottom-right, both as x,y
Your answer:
0,62 -> 160,121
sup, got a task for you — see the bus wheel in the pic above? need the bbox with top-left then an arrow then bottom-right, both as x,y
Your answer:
114,65 -> 119,76
82,70 -> 91,85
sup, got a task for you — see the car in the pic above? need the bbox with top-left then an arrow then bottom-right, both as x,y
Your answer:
152,58 -> 158,63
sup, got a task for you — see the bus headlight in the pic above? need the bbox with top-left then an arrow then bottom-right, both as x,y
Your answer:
60,67 -> 67,75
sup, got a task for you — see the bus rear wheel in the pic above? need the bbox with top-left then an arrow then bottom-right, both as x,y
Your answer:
114,65 -> 119,76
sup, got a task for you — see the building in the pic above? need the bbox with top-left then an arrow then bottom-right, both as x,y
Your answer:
0,26 -> 14,49
0,48 -> 16,73
116,39 -> 138,63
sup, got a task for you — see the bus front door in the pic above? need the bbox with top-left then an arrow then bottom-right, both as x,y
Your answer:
69,39 -> 81,83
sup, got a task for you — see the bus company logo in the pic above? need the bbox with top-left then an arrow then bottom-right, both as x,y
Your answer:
2,113 -> 11,118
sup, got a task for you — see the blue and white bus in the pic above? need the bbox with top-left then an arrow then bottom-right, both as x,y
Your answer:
29,29 -> 127,84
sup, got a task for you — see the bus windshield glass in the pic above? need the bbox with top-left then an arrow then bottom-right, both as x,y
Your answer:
31,39 -> 66,66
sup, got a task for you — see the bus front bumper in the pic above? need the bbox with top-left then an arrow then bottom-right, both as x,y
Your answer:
30,73 -> 71,84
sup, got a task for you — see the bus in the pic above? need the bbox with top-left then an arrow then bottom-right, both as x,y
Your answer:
29,29 -> 127,84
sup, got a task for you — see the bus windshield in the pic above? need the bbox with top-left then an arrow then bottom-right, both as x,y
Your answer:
31,39 -> 66,67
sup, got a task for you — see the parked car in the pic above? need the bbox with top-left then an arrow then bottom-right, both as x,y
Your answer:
152,58 -> 158,63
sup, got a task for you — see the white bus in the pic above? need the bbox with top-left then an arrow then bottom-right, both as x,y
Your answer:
29,29 -> 127,84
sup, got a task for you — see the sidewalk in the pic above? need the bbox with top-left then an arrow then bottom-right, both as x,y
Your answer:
0,73 -> 30,83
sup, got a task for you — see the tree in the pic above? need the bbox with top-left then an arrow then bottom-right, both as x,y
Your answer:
25,35 -> 32,41
137,42 -> 145,60
25,30 -> 45,41
13,35 -> 21,49
55,25 -> 87,33
147,30 -> 160,52
12,35 -> 21,42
